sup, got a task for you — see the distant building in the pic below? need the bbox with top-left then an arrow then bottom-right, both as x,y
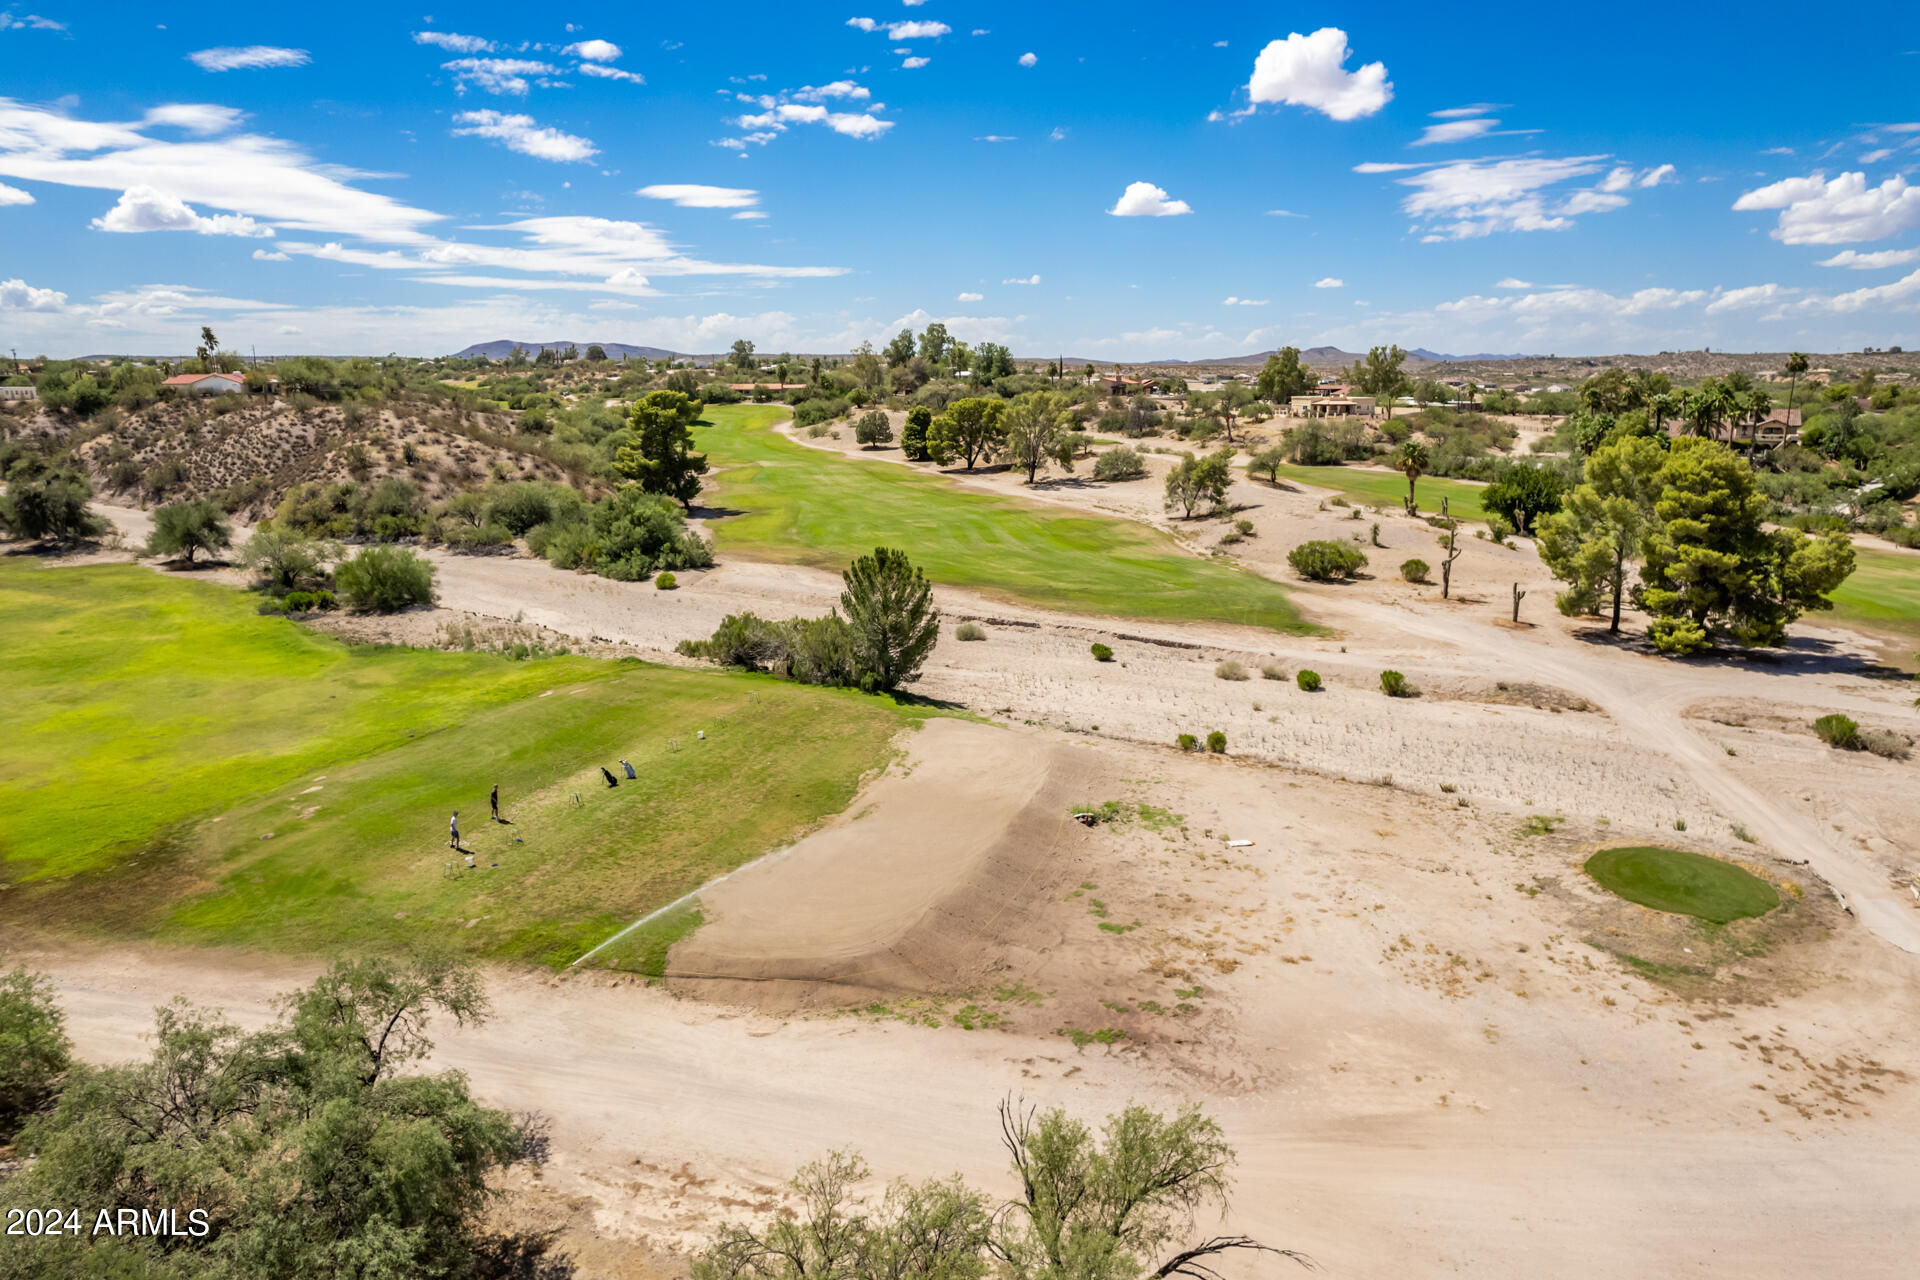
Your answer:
1107,375 -> 1158,395
1288,394 -> 1377,419
0,385 -> 36,402
163,371 -> 246,396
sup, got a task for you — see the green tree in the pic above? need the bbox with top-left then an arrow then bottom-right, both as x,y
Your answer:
918,322 -> 951,364
854,409 -> 895,448
839,546 -> 940,691
196,324 -> 219,366
885,329 -> 917,367
1247,445 -> 1289,485
850,340 -> 884,393
731,338 -> 757,373
0,470 -> 108,542
0,967 -> 70,1141
1256,346 -> 1313,405
2,955 -> 542,1280
1216,383 -> 1256,442
928,397 -> 1006,470
616,389 -> 710,510
585,344 -> 608,362
691,1099 -> 1300,1280
1482,464 -> 1565,535
901,405 -> 934,461
1638,438 -> 1856,652
1389,439 -> 1430,514
1003,390 -> 1072,483
146,499 -> 233,564
1538,435 -> 1664,632
1355,344 -> 1409,418
1164,448 -> 1233,519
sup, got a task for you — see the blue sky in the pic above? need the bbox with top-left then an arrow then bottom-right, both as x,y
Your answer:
2,1 -> 1917,358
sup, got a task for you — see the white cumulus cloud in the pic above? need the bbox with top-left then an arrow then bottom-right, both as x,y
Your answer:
1246,28 -> 1390,122
1018,52 -> 1038,67
0,181 -> 32,205
902,56 -> 930,68
1222,296 -> 1268,305
1312,277 -> 1343,288
567,39 -> 622,61
189,46 -> 309,72
441,58 -> 559,96
451,110 -> 597,162
1413,118 -> 1496,146
579,63 -> 644,83
0,278 -> 67,311
1733,172 -> 1920,244
91,185 -> 274,236
957,291 -> 983,301
1109,181 -> 1191,217
1002,274 -> 1040,285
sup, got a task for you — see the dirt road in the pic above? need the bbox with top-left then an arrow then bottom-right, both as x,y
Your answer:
36,945 -> 1920,1279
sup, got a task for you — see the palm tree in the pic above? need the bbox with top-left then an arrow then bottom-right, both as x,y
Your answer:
1391,440 -> 1430,515
1784,351 -> 1809,418
1649,391 -> 1680,438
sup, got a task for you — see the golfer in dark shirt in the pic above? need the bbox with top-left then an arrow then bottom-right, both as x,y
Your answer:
490,785 -> 500,821
601,766 -> 619,787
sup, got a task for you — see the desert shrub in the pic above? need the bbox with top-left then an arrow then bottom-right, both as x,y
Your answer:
1813,713 -> 1860,748
1401,557 -> 1430,583
1233,519 -> 1255,536
655,571 -> 678,590
1287,539 -> 1368,581
0,966 -> 70,1141
240,527 -> 330,592
145,499 -> 232,564
1882,525 -> 1920,549
1093,446 -> 1147,481
1205,730 -> 1227,754
1260,663 -> 1286,681
1380,669 -> 1412,697
543,487 -> 712,581
335,544 -> 437,612
485,480 -> 583,536
0,471 -> 107,542
142,457 -> 188,499
1858,728 -> 1912,760
794,397 -> 849,428
955,622 -> 986,641
1485,512 -> 1517,543
1215,659 -> 1249,681
439,521 -> 512,552
281,589 -> 337,613
106,456 -> 142,491
1296,669 -> 1322,691
1176,733 -> 1199,752
1091,642 -> 1114,662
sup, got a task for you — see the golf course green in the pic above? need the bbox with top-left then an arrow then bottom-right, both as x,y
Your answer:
1827,545 -> 1920,660
1264,462 -> 1491,523
1583,846 -> 1779,924
697,405 -> 1313,632
0,561 -> 927,968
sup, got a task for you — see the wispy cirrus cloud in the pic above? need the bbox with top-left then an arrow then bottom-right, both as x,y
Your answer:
188,46 -> 309,72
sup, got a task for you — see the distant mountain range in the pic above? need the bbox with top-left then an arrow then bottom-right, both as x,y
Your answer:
451,340 -> 680,361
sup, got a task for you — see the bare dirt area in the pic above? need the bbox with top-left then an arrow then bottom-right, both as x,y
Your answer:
32,451 -> 1920,1276
23,718 -> 1920,1276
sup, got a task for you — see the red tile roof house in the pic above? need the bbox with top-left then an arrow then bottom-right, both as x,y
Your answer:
162,371 -> 246,395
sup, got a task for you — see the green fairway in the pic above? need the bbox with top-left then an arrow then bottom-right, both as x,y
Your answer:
1263,463 -> 1490,523
698,405 -> 1312,632
1583,846 -> 1779,924
1826,546 -> 1920,658
0,561 -> 924,967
